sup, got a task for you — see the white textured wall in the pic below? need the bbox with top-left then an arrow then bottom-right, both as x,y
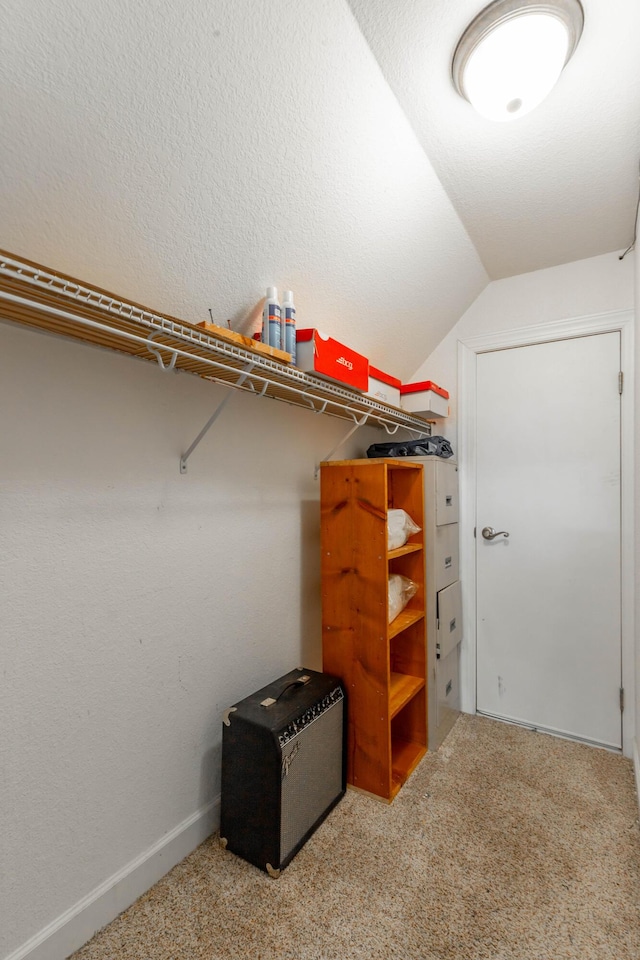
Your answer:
412,251 -> 635,450
0,319 -> 383,957
635,223 -> 640,792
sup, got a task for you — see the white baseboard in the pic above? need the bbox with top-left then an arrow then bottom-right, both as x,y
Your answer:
634,738 -> 640,816
4,797 -> 220,960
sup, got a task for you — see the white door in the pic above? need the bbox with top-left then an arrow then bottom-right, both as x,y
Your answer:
476,333 -> 622,750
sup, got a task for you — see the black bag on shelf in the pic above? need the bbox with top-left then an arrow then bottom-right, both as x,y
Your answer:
366,435 -> 454,459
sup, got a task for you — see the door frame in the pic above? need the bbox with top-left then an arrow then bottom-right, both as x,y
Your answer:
458,309 -> 634,756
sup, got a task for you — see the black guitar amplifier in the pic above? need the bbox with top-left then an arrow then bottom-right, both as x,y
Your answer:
220,668 -> 346,876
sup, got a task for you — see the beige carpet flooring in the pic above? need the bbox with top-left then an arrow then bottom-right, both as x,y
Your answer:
70,714 -> 640,960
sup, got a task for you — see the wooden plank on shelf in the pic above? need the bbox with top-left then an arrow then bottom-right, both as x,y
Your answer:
196,321 -> 291,363
389,672 -> 424,719
391,738 -> 426,796
388,542 -> 423,560
388,608 -> 425,640
325,458 -> 428,468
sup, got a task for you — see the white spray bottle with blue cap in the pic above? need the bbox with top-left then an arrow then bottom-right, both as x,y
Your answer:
282,290 -> 296,363
262,287 -> 281,350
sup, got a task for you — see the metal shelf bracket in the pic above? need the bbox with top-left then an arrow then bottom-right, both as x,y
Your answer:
315,412 -> 370,479
146,331 -> 178,372
180,362 -> 256,473
180,392 -> 233,474
382,422 -> 401,436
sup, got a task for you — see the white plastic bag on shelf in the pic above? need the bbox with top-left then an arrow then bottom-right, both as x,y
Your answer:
388,574 -> 417,624
387,509 -> 421,551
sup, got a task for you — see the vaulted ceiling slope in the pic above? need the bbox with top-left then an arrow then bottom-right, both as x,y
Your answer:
0,0 -> 489,382
348,0 -> 640,279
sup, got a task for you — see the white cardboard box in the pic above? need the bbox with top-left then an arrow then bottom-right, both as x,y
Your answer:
367,366 -> 401,406
400,380 -> 449,418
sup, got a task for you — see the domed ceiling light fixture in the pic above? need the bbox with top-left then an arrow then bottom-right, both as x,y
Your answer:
452,0 -> 584,122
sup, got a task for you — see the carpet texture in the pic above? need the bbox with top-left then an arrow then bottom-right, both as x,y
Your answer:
70,714 -> 640,959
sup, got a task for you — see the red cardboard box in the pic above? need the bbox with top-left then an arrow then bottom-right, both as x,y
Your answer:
296,329 -> 368,391
367,366 -> 401,406
400,380 -> 449,417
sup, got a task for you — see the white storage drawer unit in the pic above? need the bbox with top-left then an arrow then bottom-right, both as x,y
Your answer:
436,645 -> 460,738
435,461 -> 459,525
435,523 -> 459,592
437,580 -> 462,661
406,456 -> 462,750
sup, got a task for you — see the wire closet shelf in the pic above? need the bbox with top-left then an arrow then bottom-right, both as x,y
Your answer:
0,253 -> 433,442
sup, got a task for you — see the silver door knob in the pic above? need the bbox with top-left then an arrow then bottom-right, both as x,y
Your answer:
482,526 -> 509,540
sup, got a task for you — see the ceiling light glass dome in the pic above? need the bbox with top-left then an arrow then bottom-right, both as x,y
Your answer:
452,0 -> 584,122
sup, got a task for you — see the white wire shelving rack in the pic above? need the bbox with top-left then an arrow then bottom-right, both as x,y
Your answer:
0,252 -> 433,472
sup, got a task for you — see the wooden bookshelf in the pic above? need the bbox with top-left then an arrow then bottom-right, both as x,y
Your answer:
320,458 -> 427,802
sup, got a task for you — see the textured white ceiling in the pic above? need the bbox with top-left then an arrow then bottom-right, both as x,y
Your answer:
348,0 -> 640,278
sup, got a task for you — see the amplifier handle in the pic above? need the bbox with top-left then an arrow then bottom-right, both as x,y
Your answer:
261,674 -> 311,707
